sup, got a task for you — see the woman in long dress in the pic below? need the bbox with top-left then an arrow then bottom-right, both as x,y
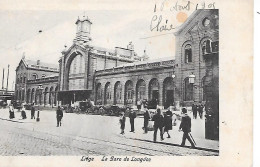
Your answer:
9,104 -> 15,119
164,109 -> 173,138
21,105 -> 27,119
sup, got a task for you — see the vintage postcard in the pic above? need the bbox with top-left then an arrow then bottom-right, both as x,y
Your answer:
0,0 -> 252,166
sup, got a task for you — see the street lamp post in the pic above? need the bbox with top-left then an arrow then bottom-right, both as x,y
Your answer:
188,73 -> 196,101
188,73 -> 195,84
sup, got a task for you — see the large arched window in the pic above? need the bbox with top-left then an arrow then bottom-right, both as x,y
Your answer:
184,77 -> 193,101
68,54 -> 85,90
149,78 -> 159,102
163,77 -> 175,109
96,83 -> 102,105
184,44 -> 192,63
114,81 -> 122,104
104,82 -> 112,104
125,80 -> 134,105
136,79 -> 146,102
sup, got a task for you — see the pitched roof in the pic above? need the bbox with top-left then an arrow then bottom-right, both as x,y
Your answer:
17,58 -> 59,72
174,10 -> 202,36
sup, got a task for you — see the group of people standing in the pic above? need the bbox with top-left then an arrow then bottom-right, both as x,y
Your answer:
119,107 -> 195,148
8,103 -> 63,127
192,103 -> 204,119
8,103 -> 36,120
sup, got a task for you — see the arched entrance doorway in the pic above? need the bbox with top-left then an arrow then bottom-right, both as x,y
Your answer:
95,83 -> 102,105
136,79 -> 146,104
149,78 -> 159,105
125,80 -> 134,106
104,82 -> 112,105
58,51 -> 91,105
114,81 -> 122,105
184,77 -> 193,101
163,77 -> 175,109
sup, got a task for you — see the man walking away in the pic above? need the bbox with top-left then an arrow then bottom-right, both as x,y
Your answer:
198,104 -> 204,119
152,108 -> 164,142
143,108 -> 151,134
179,108 -> 195,148
31,103 -> 35,119
192,103 -> 198,119
56,106 -> 63,127
193,104 -> 198,119
129,108 -> 136,132
164,109 -> 173,138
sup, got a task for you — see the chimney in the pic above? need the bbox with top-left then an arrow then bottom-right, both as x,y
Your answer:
22,52 -> 26,59
37,60 -> 40,65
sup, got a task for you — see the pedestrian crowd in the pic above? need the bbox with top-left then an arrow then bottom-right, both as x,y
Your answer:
7,103 -> 44,122
191,103 -> 204,119
6,101 -> 203,149
118,102 -> 203,148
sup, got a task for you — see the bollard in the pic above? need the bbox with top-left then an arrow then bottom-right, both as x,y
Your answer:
36,110 -> 40,122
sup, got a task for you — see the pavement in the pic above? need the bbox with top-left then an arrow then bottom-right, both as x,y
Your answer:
0,108 -> 219,156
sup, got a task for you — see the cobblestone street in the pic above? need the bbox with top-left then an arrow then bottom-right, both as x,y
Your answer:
0,108 -> 218,156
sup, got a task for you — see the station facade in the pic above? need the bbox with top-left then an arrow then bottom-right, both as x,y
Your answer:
15,57 -> 59,106
15,10 -> 219,110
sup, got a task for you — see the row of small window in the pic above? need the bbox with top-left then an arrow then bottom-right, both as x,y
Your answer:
98,90 -> 146,101
17,74 -> 47,83
184,40 -> 219,63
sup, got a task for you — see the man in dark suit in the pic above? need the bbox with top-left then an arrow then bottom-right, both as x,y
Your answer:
152,108 -> 164,142
129,109 -> 136,132
143,108 -> 151,134
179,108 -> 195,148
56,106 -> 63,127
192,103 -> 197,119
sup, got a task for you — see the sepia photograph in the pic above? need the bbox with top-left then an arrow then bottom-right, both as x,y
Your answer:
0,8 -> 219,156
0,0 -> 253,166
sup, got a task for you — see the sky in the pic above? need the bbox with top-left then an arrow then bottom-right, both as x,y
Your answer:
0,1 -> 197,91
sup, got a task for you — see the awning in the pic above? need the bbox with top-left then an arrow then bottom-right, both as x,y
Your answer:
57,89 -> 92,101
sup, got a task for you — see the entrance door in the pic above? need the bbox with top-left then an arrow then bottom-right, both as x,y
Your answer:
152,90 -> 159,103
165,90 -> 174,109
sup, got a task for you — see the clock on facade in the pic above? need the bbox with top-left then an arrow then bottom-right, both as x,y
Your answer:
203,18 -> 211,27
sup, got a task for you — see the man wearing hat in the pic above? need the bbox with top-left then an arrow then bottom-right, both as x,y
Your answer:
128,108 -> 136,132
179,108 -> 195,148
